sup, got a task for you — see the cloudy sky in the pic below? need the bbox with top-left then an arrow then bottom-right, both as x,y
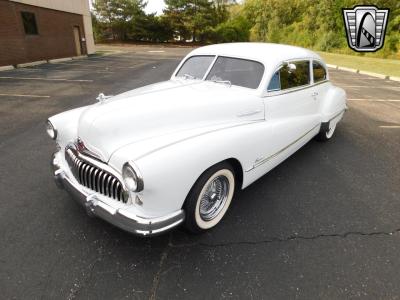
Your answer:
145,0 -> 165,15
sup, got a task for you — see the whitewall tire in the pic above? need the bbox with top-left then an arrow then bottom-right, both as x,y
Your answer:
184,162 -> 236,233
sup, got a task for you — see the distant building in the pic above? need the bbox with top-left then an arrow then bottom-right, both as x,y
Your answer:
0,0 -> 95,66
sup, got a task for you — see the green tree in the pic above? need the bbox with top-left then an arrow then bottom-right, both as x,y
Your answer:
92,0 -> 147,40
163,0 -> 228,42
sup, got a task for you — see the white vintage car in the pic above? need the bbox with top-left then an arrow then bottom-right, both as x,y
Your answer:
48,43 -> 346,236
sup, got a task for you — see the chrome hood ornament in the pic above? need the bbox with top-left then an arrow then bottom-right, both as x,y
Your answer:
96,93 -> 112,103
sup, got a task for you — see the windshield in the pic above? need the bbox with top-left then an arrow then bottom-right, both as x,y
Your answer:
206,57 -> 264,89
176,55 -> 215,79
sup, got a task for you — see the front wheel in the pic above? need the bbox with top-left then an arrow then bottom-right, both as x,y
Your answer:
184,162 -> 236,233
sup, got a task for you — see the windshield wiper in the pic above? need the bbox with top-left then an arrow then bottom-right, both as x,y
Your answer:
183,74 -> 195,80
211,80 -> 232,87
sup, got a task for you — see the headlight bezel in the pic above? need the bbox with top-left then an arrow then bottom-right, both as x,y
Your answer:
46,120 -> 57,140
122,161 -> 144,193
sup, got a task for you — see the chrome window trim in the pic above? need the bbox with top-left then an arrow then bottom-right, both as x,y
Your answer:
264,79 -> 329,98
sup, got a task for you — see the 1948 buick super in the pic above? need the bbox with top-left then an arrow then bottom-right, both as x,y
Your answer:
48,43 -> 347,236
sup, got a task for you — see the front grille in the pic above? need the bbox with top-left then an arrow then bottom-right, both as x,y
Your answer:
65,147 -> 126,203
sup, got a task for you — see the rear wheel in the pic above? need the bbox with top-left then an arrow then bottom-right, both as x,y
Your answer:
315,120 -> 336,142
184,162 -> 235,233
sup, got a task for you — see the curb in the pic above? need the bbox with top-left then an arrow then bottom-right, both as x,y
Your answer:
0,65 -> 14,71
71,55 -> 88,60
48,57 -> 73,63
326,64 -> 397,81
16,60 -> 47,68
358,70 -> 387,79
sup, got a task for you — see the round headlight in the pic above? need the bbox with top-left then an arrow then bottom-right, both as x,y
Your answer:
122,162 -> 144,192
46,120 -> 57,140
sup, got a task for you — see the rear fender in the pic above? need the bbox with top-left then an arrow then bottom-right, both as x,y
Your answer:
320,86 -> 347,123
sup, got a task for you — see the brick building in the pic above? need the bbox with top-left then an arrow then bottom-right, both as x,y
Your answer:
0,0 -> 95,66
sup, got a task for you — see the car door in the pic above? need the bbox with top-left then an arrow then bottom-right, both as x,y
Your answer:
310,60 -> 329,110
259,60 -> 320,167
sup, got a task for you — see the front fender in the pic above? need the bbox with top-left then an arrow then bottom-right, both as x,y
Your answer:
48,106 -> 90,148
108,121 -> 264,217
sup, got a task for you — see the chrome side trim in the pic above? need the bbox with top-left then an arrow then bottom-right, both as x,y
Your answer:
264,80 -> 330,98
246,123 -> 320,172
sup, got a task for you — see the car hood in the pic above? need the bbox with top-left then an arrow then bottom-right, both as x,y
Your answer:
77,80 -> 263,161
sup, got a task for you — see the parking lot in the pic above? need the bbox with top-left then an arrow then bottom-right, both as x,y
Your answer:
1,45 -> 399,299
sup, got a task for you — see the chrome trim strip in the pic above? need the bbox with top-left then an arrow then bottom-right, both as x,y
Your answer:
264,80 -> 330,98
246,123 -> 320,172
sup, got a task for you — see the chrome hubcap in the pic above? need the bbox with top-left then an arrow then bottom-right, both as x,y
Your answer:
199,175 -> 230,221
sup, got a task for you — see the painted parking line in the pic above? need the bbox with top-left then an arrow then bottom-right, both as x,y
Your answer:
0,76 -> 93,82
0,93 -> 50,98
348,98 -> 400,102
148,50 -> 165,53
51,62 -> 152,70
379,125 -> 400,128
340,85 -> 400,89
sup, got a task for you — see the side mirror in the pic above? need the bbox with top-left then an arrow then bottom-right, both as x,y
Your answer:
283,62 -> 296,73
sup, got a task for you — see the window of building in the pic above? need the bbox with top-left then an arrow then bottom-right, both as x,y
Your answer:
21,12 -> 38,35
313,61 -> 327,83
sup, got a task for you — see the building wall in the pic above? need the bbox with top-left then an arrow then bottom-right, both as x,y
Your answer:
11,0 -> 95,54
0,0 -> 95,66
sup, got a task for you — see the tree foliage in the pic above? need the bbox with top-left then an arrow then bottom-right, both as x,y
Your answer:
91,0 -> 399,57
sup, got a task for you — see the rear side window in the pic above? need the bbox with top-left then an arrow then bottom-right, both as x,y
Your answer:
268,60 -> 310,91
313,61 -> 327,82
176,55 -> 215,79
206,57 -> 264,89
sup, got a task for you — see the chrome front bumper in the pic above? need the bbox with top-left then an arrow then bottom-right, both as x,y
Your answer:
52,155 -> 185,236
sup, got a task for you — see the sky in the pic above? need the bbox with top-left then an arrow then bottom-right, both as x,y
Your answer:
145,0 -> 166,15
89,0 -> 165,15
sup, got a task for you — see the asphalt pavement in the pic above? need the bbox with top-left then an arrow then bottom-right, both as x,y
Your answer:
0,45 -> 399,299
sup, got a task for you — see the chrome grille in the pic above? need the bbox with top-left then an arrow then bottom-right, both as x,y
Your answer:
65,147 -> 126,203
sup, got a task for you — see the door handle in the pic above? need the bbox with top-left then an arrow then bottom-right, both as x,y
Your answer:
311,92 -> 318,97
237,110 -> 261,117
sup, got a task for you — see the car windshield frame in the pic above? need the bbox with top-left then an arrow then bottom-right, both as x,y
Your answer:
174,55 -> 265,90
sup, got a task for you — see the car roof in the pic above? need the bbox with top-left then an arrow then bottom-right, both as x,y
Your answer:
189,43 -> 323,67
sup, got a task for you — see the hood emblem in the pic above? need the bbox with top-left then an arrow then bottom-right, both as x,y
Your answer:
76,138 -> 86,152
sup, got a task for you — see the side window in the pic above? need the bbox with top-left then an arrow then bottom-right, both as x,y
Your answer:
267,61 -> 310,92
280,61 -> 310,90
313,61 -> 327,83
267,71 -> 280,91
